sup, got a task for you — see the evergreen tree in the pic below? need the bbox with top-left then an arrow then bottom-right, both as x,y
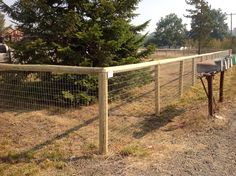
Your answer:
0,12 -> 5,36
185,0 -> 213,54
0,0 -> 151,66
143,32 -> 157,47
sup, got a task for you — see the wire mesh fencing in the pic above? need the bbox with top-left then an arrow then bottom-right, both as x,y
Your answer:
107,67 -> 156,151
159,62 -> 181,108
0,71 -> 98,110
108,67 -> 155,116
183,59 -> 194,93
0,67 -> 101,155
106,50 -> 231,152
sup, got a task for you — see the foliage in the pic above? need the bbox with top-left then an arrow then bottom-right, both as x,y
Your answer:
207,37 -> 236,53
185,0 -> 213,54
108,68 -> 154,102
0,0 -> 152,67
0,12 -> 4,34
143,32 -> 157,47
0,0 -> 157,107
137,44 -> 156,58
210,8 -> 229,40
44,74 -> 98,106
155,13 -> 187,48
0,72 -> 98,107
0,12 -> 5,42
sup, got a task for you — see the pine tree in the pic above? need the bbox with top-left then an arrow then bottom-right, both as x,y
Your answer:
0,13 -> 5,35
0,0 -> 152,66
185,0 -> 213,54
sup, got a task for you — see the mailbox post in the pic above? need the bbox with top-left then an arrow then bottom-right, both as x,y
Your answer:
206,75 -> 214,116
197,56 -> 233,116
219,71 -> 224,102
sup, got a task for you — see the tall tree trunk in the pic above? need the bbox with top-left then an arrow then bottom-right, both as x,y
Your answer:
198,39 -> 201,54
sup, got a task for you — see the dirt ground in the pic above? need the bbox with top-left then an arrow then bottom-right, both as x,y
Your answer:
69,68 -> 236,176
66,99 -> 236,176
0,67 -> 236,175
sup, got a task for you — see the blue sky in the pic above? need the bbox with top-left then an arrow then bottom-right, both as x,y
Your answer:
4,0 -> 236,34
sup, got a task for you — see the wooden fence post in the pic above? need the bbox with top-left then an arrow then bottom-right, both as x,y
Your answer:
192,58 -> 196,86
155,64 -> 161,115
179,61 -> 184,97
98,71 -> 108,154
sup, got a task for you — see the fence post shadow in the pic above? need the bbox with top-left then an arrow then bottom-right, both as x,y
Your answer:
133,105 -> 185,139
0,116 -> 98,164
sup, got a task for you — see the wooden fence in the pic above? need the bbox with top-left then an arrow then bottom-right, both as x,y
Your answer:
0,50 -> 232,154
155,48 -> 219,57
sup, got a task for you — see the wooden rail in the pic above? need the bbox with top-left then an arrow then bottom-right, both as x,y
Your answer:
0,64 -> 104,74
105,50 -> 229,73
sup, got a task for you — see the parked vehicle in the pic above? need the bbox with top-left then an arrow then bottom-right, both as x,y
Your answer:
0,43 -> 12,63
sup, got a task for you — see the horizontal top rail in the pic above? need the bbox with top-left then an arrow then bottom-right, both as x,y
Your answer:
105,50 -> 230,73
0,50 -> 230,74
0,64 -> 104,74
156,49 -> 198,51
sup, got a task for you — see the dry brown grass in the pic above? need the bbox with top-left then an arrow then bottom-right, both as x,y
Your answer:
0,64 -> 235,175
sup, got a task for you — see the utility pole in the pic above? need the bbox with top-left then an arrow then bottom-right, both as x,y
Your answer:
227,13 -> 236,48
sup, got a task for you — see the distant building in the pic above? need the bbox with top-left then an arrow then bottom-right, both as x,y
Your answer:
2,27 -> 23,42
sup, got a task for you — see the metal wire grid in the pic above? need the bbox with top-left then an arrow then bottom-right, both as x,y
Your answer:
0,71 -> 98,110
107,57 -> 224,152
107,62 -> 183,151
108,67 -> 155,116
160,62 -> 181,108
183,60 -> 194,92
108,114 -> 145,152
108,67 -> 156,151
107,60 -> 193,151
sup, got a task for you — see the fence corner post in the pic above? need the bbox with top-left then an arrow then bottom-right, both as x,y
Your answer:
98,70 -> 108,154
155,64 -> 161,116
229,49 -> 232,56
200,56 -> 203,62
192,58 -> 196,86
179,61 -> 184,97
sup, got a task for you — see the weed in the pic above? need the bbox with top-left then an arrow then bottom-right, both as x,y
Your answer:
42,148 -> 64,162
1,163 -> 39,176
82,142 -> 98,155
54,161 -> 67,170
39,159 -> 54,169
0,164 -> 7,175
120,145 -> 148,157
